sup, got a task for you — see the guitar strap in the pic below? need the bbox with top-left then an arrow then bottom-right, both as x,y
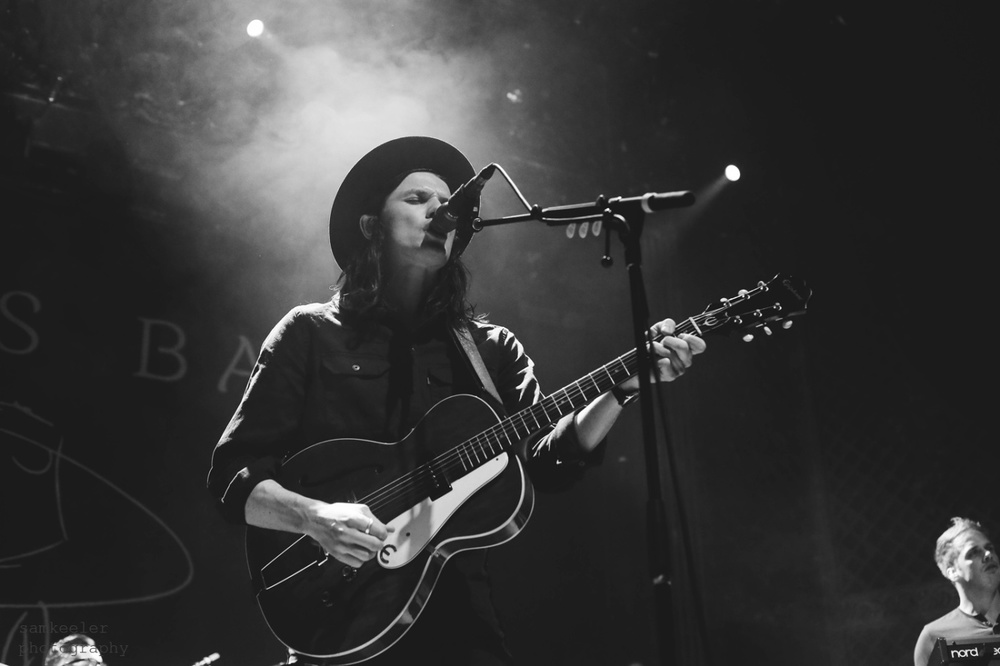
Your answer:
449,324 -> 506,416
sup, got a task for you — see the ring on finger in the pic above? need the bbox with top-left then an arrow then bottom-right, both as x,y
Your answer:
364,516 -> 374,535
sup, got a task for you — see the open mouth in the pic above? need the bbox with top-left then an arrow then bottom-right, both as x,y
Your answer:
424,228 -> 448,246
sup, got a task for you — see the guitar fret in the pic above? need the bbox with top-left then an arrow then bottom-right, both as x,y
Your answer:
564,389 -> 576,409
509,414 -> 524,440
538,399 -> 552,421
485,433 -> 500,457
497,426 -> 517,449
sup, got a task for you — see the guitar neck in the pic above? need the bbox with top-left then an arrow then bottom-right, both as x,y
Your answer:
434,273 -> 810,480
462,319 -> 703,462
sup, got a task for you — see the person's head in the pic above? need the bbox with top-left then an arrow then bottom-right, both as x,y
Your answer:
329,137 -> 478,325
359,170 -> 456,273
45,635 -> 103,666
934,517 -> 999,591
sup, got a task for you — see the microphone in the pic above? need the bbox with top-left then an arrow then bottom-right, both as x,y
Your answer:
429,164 -> 497,236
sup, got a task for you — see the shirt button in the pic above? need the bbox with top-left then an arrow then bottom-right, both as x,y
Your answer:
352,364 -> 361,372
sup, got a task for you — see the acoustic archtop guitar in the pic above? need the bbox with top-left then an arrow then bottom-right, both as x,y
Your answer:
245,273 -> 812,664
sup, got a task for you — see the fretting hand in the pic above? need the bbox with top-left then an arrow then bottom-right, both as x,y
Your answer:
615,318 -> 706,393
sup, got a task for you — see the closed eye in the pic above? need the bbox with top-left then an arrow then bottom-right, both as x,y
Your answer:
402,188 -> 447,205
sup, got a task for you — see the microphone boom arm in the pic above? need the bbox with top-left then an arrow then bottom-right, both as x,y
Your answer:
474,190 -> 696,229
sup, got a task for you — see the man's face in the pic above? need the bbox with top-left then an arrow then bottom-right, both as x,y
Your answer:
378,171 -> 455,272
948,530 -> 1000,591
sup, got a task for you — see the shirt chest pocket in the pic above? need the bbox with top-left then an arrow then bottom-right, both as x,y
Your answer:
318,354 -> 392,428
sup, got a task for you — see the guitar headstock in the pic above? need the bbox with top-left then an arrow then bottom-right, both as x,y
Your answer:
692,274 -> 811,341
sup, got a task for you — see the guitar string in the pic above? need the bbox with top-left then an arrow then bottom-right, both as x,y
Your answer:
356,359 -> 633,515
355,318 -> 713,515
348,307 -> 754,516
354,330 -> 661,512
371,292 -> 793,517
353,310 -> 744,515
358,380 -> 607,514
355,284 -> 783,515
349,336 -> 652,512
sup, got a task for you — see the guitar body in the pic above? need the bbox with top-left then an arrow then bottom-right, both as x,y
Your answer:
245,394 -> 535,664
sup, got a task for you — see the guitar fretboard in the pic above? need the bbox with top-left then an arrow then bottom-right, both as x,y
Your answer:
434,315 -> 711,478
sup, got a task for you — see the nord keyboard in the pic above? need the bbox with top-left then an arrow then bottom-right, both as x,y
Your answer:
935,637 -> 1000,664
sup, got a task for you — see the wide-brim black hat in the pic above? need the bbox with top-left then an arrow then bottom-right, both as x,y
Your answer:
329,136 -> 476,270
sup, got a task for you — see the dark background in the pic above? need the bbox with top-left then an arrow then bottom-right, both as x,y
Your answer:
2,1 -> 996,665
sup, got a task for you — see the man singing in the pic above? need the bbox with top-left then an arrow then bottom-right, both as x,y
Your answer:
207,136 -> 706,665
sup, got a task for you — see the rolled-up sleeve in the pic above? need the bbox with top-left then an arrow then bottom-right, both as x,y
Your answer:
206,307 -> 311,524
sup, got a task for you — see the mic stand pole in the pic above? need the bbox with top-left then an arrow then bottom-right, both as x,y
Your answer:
474,189 -> 695,666
606,207 -> 676,666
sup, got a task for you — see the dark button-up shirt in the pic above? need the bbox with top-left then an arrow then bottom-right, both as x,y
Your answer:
207,301 -> 601,522
206,301 -> 604,659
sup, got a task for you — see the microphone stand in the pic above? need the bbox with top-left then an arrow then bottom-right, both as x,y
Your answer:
475,189 -> 695,666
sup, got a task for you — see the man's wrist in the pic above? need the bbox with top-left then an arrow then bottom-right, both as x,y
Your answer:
611,384 -> 638,408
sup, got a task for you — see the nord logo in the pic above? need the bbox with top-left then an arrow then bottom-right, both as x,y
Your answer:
949,647 -> 980,659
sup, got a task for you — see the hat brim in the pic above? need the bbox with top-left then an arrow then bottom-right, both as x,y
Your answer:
329,136 -> 476,270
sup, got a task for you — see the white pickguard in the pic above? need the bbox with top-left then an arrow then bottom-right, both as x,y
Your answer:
377,453 -> 509,569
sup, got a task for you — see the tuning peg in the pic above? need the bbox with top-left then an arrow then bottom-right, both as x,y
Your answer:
763,326 -> 772,336
782,320 -> 793,329
742,333 -> 754,342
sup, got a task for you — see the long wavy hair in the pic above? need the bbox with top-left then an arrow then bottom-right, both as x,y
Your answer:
334,171 -> 479,330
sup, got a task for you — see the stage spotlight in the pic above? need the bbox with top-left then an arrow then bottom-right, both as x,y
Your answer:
725,164 -> 741,182
247,19 -> 265,37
